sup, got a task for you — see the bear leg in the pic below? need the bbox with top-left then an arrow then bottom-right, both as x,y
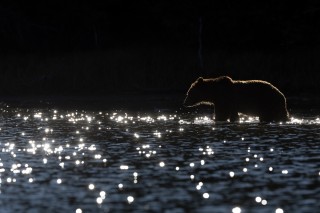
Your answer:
214,107 -> 231,121
230,111 -> 239,122
259,112 -> 288,122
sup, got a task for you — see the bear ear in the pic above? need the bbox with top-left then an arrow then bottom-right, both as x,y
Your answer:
197,77 -> 204,83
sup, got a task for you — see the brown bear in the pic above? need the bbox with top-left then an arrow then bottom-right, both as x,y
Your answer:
184,76 -> 289,122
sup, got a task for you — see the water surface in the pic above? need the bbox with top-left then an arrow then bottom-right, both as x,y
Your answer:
0,107 -> 319,212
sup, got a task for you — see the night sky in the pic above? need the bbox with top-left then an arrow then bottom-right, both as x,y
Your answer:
1,1 -> 320,96
2,1 -> 319,52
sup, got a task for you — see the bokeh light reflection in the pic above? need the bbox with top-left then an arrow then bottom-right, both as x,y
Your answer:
0,108 -> 318,212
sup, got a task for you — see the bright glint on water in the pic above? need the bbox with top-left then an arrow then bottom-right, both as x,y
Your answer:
0,108 -> 319,212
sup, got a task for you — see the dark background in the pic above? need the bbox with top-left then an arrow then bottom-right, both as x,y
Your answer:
1,1 -> 320,99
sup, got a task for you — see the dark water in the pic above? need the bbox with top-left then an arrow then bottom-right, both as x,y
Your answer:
0,107 -> 319,213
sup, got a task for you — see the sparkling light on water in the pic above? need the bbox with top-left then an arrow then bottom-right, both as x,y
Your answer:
194,116 -> 212,124
275,208 -> 284,213
120,165 -> 129,170
255,197 -> 262,202
154,131 -> 161,138
96,197 -> 103,204
94,154 -> 101,159
203,193 -> 209,199
88,184 -> 95,190
127,196 -> 134,204
0,109 -> 319,212
229,171 -> 235,178
200,160 -> 205,165
157,115 -> 167,121
100,191 -> 106,199
134,133 -> 140,138
232,207 -> 241,213
200,146 -> 214,155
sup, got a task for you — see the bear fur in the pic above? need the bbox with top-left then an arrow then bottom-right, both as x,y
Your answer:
184,76 -> 289,122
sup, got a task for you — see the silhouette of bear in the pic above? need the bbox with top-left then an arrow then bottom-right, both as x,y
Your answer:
184,76 -> 289,122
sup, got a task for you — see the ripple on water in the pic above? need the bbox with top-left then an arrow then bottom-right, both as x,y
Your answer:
0,108 -> 319,212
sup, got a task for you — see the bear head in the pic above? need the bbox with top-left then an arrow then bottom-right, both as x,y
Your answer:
183,76 -> 233,107
184,77 -> 211,107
